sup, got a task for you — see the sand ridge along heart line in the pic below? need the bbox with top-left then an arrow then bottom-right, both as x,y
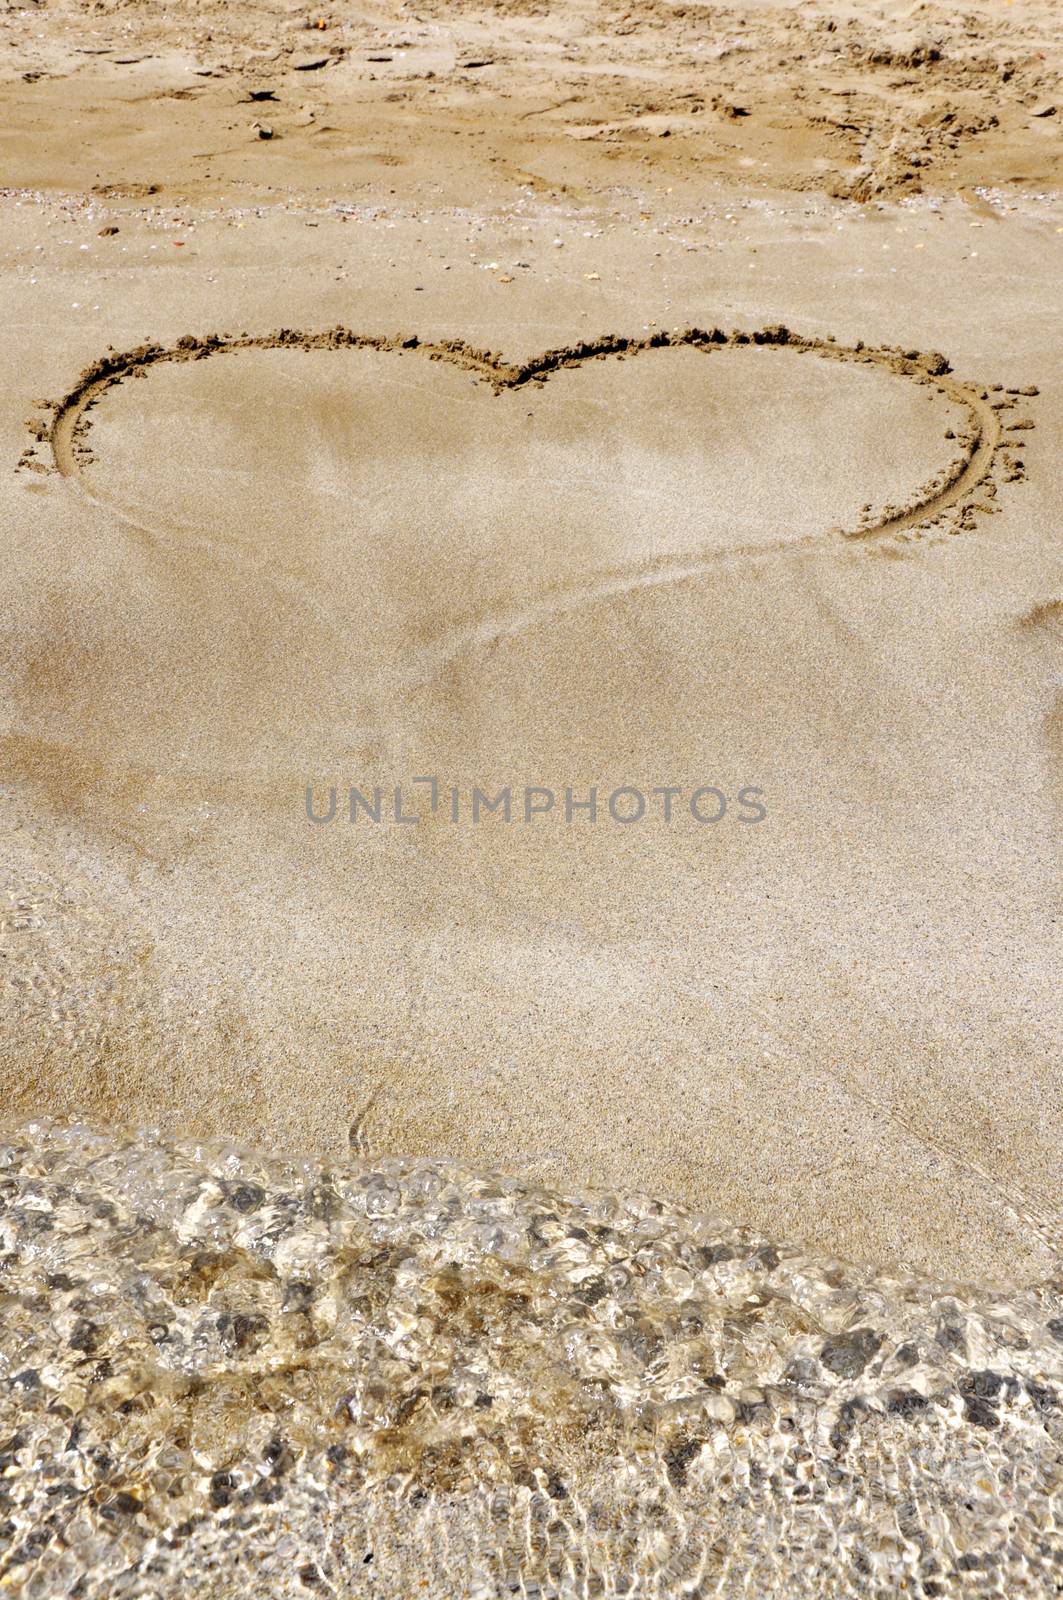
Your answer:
24,326 -> 1035,691
31,323 -> 1031,543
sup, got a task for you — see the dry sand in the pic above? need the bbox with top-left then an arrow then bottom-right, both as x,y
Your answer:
1,0 -> 1062,1288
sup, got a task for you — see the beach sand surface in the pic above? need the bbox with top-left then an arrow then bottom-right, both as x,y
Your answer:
1,0 -> 1061,1287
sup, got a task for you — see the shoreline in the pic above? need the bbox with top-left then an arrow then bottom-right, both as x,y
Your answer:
2,1116 -> 1060,1597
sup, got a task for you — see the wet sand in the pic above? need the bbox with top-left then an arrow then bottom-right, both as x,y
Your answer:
2,1120 -> 1061,1599
1,0 -> 1062,1593
3,190 -> 1061,1284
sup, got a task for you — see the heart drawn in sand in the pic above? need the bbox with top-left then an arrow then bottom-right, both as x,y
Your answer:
32,325 -> 1011,719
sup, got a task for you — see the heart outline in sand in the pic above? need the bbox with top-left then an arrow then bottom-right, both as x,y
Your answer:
27,325 -> 1021,691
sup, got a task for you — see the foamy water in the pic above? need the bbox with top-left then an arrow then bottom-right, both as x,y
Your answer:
1,1121 -> 1061,1597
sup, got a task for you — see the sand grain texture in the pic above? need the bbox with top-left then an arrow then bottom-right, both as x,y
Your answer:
1,0 -> 1062,1286
1,2 -> 1063,1594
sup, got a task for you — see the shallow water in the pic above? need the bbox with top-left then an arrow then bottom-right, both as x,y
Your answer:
1,1120 -> 1061,1597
